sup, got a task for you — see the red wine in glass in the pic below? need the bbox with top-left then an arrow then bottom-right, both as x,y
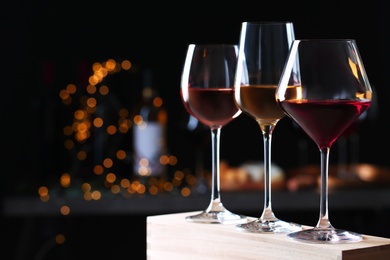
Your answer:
181,88 -> 240,127
180,44 -> 249,224
279,100 -> 371,149
276,39 -> 373,243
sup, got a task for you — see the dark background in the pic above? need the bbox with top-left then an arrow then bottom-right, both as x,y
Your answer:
2,0 -> 389,259
4,0 -> 388,187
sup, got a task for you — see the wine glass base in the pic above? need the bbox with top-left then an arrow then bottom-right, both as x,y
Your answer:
185,210 -> 249,224
287,228 -> 363,243
236,219 -> 302,233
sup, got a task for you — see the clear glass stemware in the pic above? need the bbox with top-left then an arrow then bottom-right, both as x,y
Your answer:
234,21 -> 302,233
276,39 -> 373,243
180,44 -> 249,224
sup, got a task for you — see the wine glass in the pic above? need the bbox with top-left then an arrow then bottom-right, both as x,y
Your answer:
180,44 -> 249,224
234,21 -> 302,233
276,39 -> 373,243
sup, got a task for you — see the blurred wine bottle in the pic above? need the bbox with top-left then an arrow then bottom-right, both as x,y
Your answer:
132,69 -> 168,178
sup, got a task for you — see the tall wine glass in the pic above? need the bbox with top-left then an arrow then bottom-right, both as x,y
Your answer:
181,44 -> 249,224
234,21 -> 302,233
276,39 -> 373,243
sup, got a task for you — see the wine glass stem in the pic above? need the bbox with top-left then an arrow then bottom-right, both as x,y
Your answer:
317,147 -> 333,229
207,127 -> 223,210
260,124 -> 277,220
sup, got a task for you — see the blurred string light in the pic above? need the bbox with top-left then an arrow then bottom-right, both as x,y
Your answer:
38,58 -> 200,214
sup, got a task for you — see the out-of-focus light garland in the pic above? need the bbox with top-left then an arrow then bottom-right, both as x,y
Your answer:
38,58 -> 200,210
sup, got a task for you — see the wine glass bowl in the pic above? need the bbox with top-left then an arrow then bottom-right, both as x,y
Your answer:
180,44 -> 248,224
276,39 -> 373,243
234,21 -> 302,233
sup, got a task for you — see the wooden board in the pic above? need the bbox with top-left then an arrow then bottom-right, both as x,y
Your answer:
147,211 -> 390,259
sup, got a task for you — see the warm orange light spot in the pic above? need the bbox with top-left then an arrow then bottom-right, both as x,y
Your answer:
120,178 -> 130,188
83,191 -> 92,201
89,75 -> 99,85
164,182 -> 173,192
93,165 -> 104,175
168,155 -> 177,165
60,173 -> 71,188
106,125 -> 117,135
86,97 -> 97,108
66,84 -> 77,94
59,89 -> 70,100
186,174 -> 197,185
86,84 -> 96,94
103,158 -> 113,168
77,150 -> 87,161
121,60 -> 132,70
91,190 -> 101,200
153,97 -> 163,107
76,122 -> 88,132
55,234 -> 66,245
116,150 -> 126,160
106,173 -> 116,183
60,205 -> 70,215
119,108 -> 129,118
74,110 -> 85,120
40,194 -> 50,202
149,185 -> 158,195
136,184 -> 146,194
118,119 -> 131,133
134,115 -> 143,124
38,186 -> 49,196
92,62 -> 102,71
181,187 -> 191,197
94,70 -> 104,82
105,59 -> 116,70
81,183 -> 91,192
99,85 -> 109,95
111,184 -> 121,194
174,171 -> 184,180
160,155 -> 169,165
93,117 -> 103,128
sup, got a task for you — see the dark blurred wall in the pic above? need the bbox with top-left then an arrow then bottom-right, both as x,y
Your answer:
4,0 -> 386,187
2,1 -> 389,259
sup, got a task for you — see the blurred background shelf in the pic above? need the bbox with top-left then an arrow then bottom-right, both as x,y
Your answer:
4,188 -> 390,217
